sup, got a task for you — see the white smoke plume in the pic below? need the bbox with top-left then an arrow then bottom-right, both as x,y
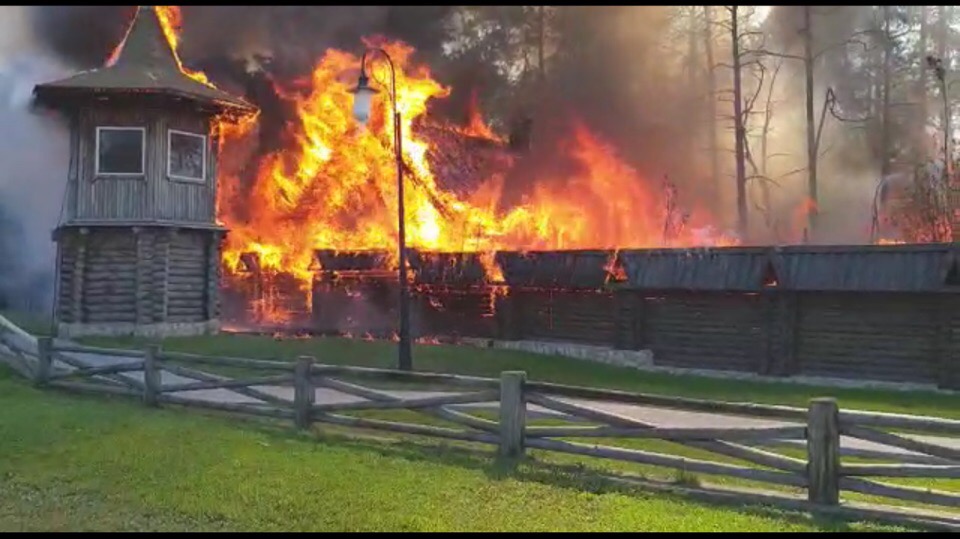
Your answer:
0,6 -> 71,313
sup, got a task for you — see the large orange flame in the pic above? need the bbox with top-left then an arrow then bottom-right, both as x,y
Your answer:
216,38 -> 736,296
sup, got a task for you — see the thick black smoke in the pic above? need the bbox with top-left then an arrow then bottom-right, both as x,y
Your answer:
29,6 -> 454,80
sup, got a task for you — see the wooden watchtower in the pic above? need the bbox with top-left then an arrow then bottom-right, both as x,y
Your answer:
32,6 -> 257,337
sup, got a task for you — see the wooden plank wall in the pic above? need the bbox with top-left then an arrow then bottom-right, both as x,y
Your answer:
154,112 -> 217,223
71,106 -> 216,225
75,108 -> 151,221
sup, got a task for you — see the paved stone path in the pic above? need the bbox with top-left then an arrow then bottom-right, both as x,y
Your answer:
1,325 -> 957,464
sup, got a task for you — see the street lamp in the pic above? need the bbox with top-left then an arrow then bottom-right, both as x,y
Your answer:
350,47 -> 413,371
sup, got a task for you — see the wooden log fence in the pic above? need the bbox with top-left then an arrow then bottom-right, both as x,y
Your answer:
1,332 -> 958,520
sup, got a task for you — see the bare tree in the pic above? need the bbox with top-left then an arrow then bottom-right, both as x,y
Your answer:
702,6 -> 721,216
802,5 -> 818,238
752,57 -> 785,237
730,7 -> 750,236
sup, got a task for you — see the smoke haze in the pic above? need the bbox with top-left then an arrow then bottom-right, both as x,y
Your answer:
0,6 -> 71,313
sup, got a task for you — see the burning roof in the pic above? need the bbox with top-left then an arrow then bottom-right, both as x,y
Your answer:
33,6 -> 255,114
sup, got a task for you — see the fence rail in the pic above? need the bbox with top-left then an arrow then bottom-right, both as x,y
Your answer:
0,328 -> 957,526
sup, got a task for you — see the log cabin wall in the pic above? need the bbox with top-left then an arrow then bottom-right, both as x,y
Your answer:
83,228 -> 138,324
229,244 -> 959,389
413,286 -> 497,339
492,250 -> 620,345
638,292 -> 768,373
617,244 -> 960,389
312,275 -> 402,337
54,100 -> 223,337
408,252 -> 496,339
510,289 -> 617,345
473,244 -> 957,389
947,294 -> 960,389
54,225 -> 221,337
793,292 -> 942,384
165,229 -> 211,323
776,246 -> 958,387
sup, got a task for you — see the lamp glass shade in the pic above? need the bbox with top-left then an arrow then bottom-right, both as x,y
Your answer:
351,84 -> 376,125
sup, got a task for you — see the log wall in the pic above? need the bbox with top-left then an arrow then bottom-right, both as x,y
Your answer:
793,294 -> 943,385
414,286 -> 496,338
312,276 -> 400,336
166,230 -> 210,323
510,289 -> 617,345
225,245 -> 960,389
638,292 -> 767,373
487,288 -> 958,388
54,226 -> 219,334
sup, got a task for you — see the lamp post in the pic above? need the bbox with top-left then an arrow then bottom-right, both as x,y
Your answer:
350,48 -> 413,371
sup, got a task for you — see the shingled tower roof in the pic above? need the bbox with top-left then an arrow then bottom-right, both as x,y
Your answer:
33,6 -> 256,114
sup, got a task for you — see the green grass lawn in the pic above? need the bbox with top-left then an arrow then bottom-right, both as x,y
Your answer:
75,333 -> 960,419
2,312 -> 957,529
0,365 -> 910,532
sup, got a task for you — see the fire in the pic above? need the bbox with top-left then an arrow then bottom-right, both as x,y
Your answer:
462,88 -> 501,142
216,38 -> 735,295
153,6 -> 217,88
105,7 -> 219,89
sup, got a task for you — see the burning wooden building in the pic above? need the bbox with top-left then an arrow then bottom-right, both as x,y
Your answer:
33,6 -> 257,337
54,10 -> 948,389
231,243 -> 960,390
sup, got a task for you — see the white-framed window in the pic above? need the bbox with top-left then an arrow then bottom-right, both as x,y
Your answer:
95,126 -> 146,176
167,129 -> 207,183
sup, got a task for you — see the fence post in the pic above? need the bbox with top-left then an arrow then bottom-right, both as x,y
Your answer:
294,356 -> 315,430
499,370 -> 526,458
806,397 -> 840,505
143,345 -> 161,407
34,337 -> 53,387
